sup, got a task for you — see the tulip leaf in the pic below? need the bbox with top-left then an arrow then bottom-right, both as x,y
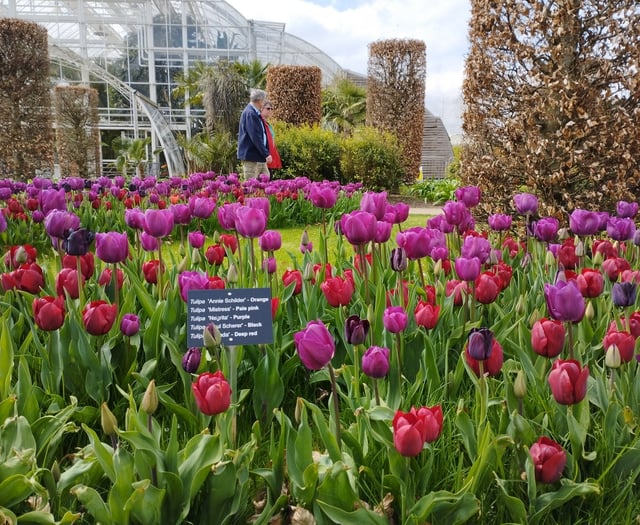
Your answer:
124,479 -> 165,525
252,347 -> 284,426
0,314 -> 15,400
302,399 -> 341,462
407,486 -> 479,524
531,479 -> 600,519
178,433 -> 223,505
0,474 -> 40,508
81,424 -> 116,482
70,485 -> 113,525
14,510 -> 58,524
495,474 -> 527,523
107,446 -> 135,524
316,500 -> 388,524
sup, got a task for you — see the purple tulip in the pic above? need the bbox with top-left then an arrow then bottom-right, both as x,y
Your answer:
612,281 -> 637,308
340,210 -> 377,245
544,280 -> 586,323
616,200 -> 638,219
120,313 -> 140,336
383,306 -> 408,333
344,315 -> 370,345
454,185 -> 481,208
62,227 -> 95,256
39,188 -> 67,215
140,232 -> 159,251
606,217 -> 636,241
0,211 -> 6,233
125,208 -> 146,230
95,232 -> 129,263
385,202 -> 410,224
308,183 -> 338,209
235,206 -> 267,238
442,200 -> 469,226
262,256 -> 277,274
375,221 -> 392,243
259,230 -> 282,252
294,320 -> 335,370
569,209 -> 599,236
44,210 -> 80,240
182,347 -> 202,373
487,214 -> 512,231
143,209 -> 174,238
246,197 -> 270,221
217,202 -> 240,230
461,236 -> 491,264
178,271 -> 210,302
188,231 -> 206,249
466,327 -> 494,361
360,191 -> 388,220
31,210 -> 44,223
533,217 -> 560,243
171,204 -> 192,225
455,256 -> 481,282
390,247 -> 408,272
362,346 -> 390,378
189,196 -> 216,219
427,214 -> 455,233
513,193 -> 538,215
595,212 -> 610,232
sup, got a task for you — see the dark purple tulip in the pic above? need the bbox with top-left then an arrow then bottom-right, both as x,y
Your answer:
171,203 -> 192,225
455,256 -> 481,282
259,230 -> 282,252
442,200 -> 469,226
188,231 -> 206,249
606,217 -> 636,242
95,232 -> 129,263
340,210 -> 377,245
125,208 -> 146,230
616,200 -> 638,219
344,315 -> 370,345
454,185 -> 481,208
45,210 -> 80,239
308,183 -> 338,209
62,227 -> 95,256
375,221 -> 392,243
182,347 -> 202,373
390,247 -> 408,272
31,210 -> 45,223
633,229 -> 640,247
488,214 -> 512,231
360,191 -> 388,220
544,280 -> 586,323
39,188 -> 67,215
120,313 -> 140,336
513,193 -> 538,215
466,327 -> 494,361
612,281 -> 637,308
189,196 -> 216,219
235,206 -> 267,239
383,306 -> 408,333
140,232 -> 159,251
143,209 -> 174,238
533,217 -> 560,243
461,236 -> 491,264
362,346 -> 390,378
569,209 -> 599,236
217,202 -> 241,230
0,187 -> 11,201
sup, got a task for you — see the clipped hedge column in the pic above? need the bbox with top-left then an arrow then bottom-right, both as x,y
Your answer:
54,86 -> 102,178
266,66 -> 322,126
0,18 -> 53,180
367,39 -> 426,185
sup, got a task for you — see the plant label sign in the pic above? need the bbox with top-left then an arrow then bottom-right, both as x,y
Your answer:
187,288 -> 274,346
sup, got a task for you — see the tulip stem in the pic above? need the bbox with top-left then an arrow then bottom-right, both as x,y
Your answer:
358,244 -> 371,305
76,255 -> 85,310
566,322 -> 575,360
416,257 -> 427,292
373,378 -> 380,406
322,209 -> 329,267
228,345 -> 238,448
249,237 -> 256,287
328,363 -> 342,451
353,343 -> 360,404
157,239 -> 164,300
112,263 -> 119,312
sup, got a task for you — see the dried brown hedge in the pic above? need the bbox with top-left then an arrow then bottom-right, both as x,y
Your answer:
266,66 -> 322,126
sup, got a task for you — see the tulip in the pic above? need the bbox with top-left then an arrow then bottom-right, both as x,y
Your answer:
360,191 -> 388,220
62,253 -> 95,280
396,227 -> 432,260
203,323 -> 222,349
362,346 -> 390,378
548,359 -> 589,405
82,300 -> 118,336
602,256 -> 631,282
294,320 -> 335,370
4,244 -> 37,269
374,220 -> 392,243
170,203 -> 192,225
385,202 -> 410,224
308,182 -> 338,209
603,330 -> 635,363
461,236 -> 491,264
189,196 -> 216,219
344,315 -> 370,345
32,295 -> 65,331
178,271 -> 211,302
142,260 -> 162,284
474,272 -> 501,304
100,402 -> 118,437
530,436 -> 566,484
56,268 -> 81,299
455,256 -> 481,282
3,263 -> 45,294
259,230 -> 282,252
262,256 -> 277,274
575,268 -> 604,298
217,202 -> 241,230
340,210 -> 377,245
544,280 -> 585,323
235,206 -> 267,238
0,211 -> 5,233
383,306 -> 408,333
246,197 -> 270,220
513,193 -> 538,215
612,281 -> 637,308
182,347 -> 202,373
465,330 -> 504,377
569,209 -> 600,236
282,269 -> 303,295
188,231 -> 206,249
143,208 -> 174,238
531,318 -> 565,358
192,371 -> 231,416
205,244 -> 225,265
125,208 -> 146,230
606,217 -> 636,241
62,227 -> 95,256
443,200 -> 470,226
392,405 -> 443,457
533,217 -> 559,243
616,200 -> 639,219
390,247 -> 408,272
95,232 -> 129,263
487,213 -> 512,231
445,279 -> 470,306
120,313 -> 140,337
99,268 -> 124,290
414,301 -> 440,330
454,185 -> 481,207
140,232 -> 159,252
320,275 -> 354,307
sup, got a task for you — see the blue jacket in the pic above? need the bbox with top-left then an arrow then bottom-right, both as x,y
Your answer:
237,103 -> 269,162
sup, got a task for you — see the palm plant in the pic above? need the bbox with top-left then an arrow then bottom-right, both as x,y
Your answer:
321,77 -> 367,135
111,136 -> 153,178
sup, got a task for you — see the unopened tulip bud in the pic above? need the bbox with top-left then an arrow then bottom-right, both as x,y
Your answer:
227,263 -> 238,283
51,460 -> 61,482
605,344 -> 622,369
514,370 -> 527,398
303,262 -> 314,281
433,258 -> 443,276
203,323 -> 222,349
300,229 -> 310,247
212,230 -> 220,243
141,380 -> 158,414
545,249 -> 556,267
557,228 -> 570,240
367,303 -> 375,326
584,301 -> 594,320
177,255 -> 189,273
390,247 -> 408,272
100,402 -> 118,436
528,307 -> 542,327
515,295 -> 526,315
489,249 -> 500,265
592,250 -> 603,265
191,248 -> 202,264
574,240 -> 585,258
182,347 -> 202,373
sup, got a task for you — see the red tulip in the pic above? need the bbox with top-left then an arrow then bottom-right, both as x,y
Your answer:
320,275 -> 354,307
9,263 -> 45,294
142,260 -> 163,285
56,268 -> 81,299
603,330 -> 635,363
575,268 -> 604,298
531,318 -> 565,358
548,359 -> 589,405
62,253 -> 95,280
192,371 -> 231,416
205,244 -> 225,265
82,300 -> 118,336
98,268 -> 124,290
530,436 -> 566,484
445,279 -> 470,306
32,295 -> 65,331
465,335 -> 504,377
282,269 -> 302,295
392,405 -> 443,457
414,301 -> 440,330
474,271 -> 501,304
4,244 -> 37,269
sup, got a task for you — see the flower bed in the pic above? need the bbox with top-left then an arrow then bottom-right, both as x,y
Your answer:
1,175 -> 640,523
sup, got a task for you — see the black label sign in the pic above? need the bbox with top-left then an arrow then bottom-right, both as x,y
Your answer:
187,288 -> 274,346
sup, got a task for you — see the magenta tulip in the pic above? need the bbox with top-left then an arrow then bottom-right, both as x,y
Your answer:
294,320 -> 335,370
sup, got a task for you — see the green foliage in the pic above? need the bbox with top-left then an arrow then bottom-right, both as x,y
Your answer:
321,77 -> 366,135
272,122 -> 343,182
340,126 -> 406,191
177,131 -> 237,175
407,176 -> 461,204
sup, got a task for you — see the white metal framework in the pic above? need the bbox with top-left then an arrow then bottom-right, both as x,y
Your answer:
1,0 -> 344,176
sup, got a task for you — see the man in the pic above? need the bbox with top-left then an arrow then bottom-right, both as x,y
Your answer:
237,88 -> 272,179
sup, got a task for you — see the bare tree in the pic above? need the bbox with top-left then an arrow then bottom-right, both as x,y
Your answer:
462,0 -> 640,218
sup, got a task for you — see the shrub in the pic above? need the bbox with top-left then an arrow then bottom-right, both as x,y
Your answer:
340,126 -> 406,191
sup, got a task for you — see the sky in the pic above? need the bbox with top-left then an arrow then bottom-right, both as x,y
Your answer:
228,0 -> 471,141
